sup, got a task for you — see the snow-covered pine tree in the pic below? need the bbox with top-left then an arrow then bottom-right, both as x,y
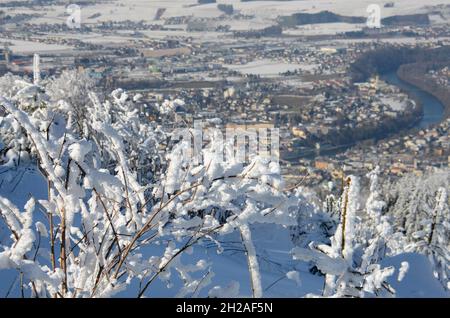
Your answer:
292,174 -> 396,297
381,170 -> 449,289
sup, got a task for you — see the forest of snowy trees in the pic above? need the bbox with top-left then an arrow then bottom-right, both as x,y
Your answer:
0,69 -> 448,298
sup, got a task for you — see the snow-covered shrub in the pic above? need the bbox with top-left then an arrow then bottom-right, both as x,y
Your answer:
0,93 -> 298,297
0,71 -> 166,184
88,89 -> 167,184
293,175 -> 396,297
45,69 -> 96,133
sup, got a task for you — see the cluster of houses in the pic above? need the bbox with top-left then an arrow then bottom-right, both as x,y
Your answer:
297,116 -> 450,184
1,8 -> 449,190
288,75 -> 414,143
427,66 -> 450,87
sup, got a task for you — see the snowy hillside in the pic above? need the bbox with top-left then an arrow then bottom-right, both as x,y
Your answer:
0,0 -> 449,300
3,0 -> 450,25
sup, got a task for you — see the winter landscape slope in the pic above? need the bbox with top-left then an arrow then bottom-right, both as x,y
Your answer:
3,0 -> 450,26
0,165 -> 447,297
0,0 -> 449,299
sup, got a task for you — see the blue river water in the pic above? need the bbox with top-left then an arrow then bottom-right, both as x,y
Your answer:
381,71 -> 445,129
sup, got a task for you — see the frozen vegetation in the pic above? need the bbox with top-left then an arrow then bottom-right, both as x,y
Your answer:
0,69 -> 448,298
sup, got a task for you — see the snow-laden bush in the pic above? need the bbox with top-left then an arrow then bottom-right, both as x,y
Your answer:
294,167 -> 449,296
0,71 -> 166,184
292,174 -> 396,297
0,92 -> 299,297
45,69 -> 96,132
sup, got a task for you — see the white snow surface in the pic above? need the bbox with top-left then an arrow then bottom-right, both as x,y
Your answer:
225,59 -> 317,78
4,1 -> 449,25
0,163 -> 448,297
382,253 -> 449,297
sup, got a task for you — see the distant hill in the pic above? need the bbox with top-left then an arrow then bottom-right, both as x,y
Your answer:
278,10 -> 430,27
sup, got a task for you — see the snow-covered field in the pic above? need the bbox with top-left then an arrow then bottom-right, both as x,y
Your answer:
3,0 -> 449,27
380,96 -> 408,111
1,0 -> 448,48
225,59 -> 318,77
0,38 -> 73,54
284,23 -> 366,36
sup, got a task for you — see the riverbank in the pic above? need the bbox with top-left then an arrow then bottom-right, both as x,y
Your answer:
381,71 -> 444,129
397,63 -> 450,121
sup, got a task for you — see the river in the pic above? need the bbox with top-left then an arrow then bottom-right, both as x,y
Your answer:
381,71 -> 445,129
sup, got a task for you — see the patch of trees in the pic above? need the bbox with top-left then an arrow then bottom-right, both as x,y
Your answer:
218,4 -> 234,15
382,14 -> 429,26
278,10 -> 430,28
154,8 -> 166,20
344,29 -> 420,38
343,30 -> 366,38
322,109 -> 422,146
113,79 -> 167,90
398,62 -> 450,118
0,0 -> 52,7
283,101 -> 422,148
233,25 -> 282,38
278,11 -> 365,27
350,46 -> 450,82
